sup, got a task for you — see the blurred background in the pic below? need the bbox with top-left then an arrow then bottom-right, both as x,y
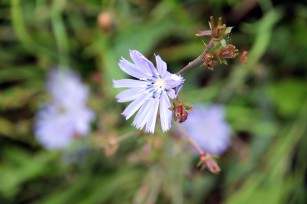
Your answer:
0,0 -> 306,203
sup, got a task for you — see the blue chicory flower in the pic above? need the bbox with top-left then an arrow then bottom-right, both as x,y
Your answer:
181,104 -> 231,155
113,50 -> 184,133
34,68 -> 94,150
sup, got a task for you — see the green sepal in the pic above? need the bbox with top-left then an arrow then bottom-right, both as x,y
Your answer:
197,159 -> 206,171
221,58 -> 228,65
184,104 -> 193,110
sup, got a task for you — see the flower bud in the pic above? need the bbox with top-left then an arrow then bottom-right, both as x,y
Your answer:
174,103 -> 188,123
97,11 -> 114,33
203,53 -> 216,70
196,16 -> 233,41
199,153 -> 221,174
218,44 -> 239,59
104,134 -> 119,157
240,50 -> 248,63
203,157 -> 221,174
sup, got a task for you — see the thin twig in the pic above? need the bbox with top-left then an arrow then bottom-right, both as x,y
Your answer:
175,122 -> 205,155
175,122 -> 221,173
176,38 -> 215,75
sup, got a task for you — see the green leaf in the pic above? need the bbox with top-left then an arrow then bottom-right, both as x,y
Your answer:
268,79 -> 307,117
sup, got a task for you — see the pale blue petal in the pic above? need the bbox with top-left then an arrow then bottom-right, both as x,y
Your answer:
132,99 -> 151,129
155,54 -> 167,77
122,93 -> 149,119
118,58 -> 149,79
35,68 -> 94,150
180,104 -> 232,155
165,74 -> 184,89
113,79 -> 148,88
35,105 -> 74,150
166,89 -> 176,99
208,105 -> 224,120
71,107 -> 95,136
130,50 -> 158,77
176,83 -> 183,95
145,99 -> 159,133
159,92 -> 173,132
116,88 -> 144,103
48,68 -> 89,109
132,99 -> 155,130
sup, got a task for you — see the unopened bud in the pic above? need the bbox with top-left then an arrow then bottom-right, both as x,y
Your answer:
240,50 -> 248,63
203,53 -> 216,70
174,103 -> 188,123
104,135 -> 119,157
97,11 -> 113,33
213,24 -> 227,40
203,157 -> 221,174
196,16 -> 232,41
219,44 -> 238,59
199,153 -> 221,174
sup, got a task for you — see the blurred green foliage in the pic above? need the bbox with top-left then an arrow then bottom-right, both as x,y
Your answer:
0,0 -> 306,203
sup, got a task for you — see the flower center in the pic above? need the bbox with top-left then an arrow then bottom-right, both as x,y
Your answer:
153,78 -> 166,91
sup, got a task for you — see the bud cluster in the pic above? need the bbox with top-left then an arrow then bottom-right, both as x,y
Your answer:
196,16 -> 245,70
203,44 -> 239,69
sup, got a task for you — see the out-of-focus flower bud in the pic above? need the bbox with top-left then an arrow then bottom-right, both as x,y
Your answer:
198,152 -> 221,174
97,11 -> 114,33
104,134 -> 119,157
203,156 -> 221,174
90,71 -> 101,84
240,50 -> 248,63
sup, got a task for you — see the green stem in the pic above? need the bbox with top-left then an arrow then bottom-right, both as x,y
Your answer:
51,0 -> 69,67
11,0 -> 56,59
117,131 -> 140,143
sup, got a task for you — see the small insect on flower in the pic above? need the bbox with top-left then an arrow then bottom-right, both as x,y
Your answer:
113,50 -> 184,134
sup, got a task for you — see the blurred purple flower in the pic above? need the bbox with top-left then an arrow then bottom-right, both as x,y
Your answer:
113,50 -> 184,133
34,68 -> 94,150
181,104 -> 231,155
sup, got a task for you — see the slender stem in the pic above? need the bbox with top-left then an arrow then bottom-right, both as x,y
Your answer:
117,131 -> 140,143
176,38 -> 215,75
175,122 -> 221,173
175,122 -> 205,156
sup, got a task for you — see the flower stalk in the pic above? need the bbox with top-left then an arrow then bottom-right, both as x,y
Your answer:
175,122 -> 221,174
176,38 -> 214,75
